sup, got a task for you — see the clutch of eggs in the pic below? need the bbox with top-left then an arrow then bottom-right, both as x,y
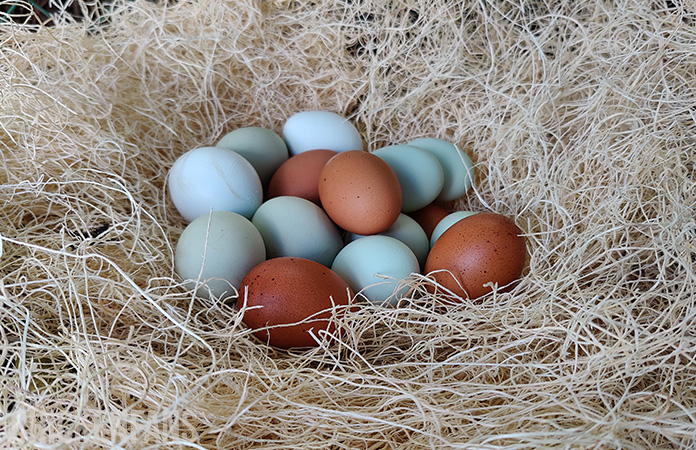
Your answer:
168,110 -> 526,349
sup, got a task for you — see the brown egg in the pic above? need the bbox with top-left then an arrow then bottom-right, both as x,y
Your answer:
407,203 -> 449,240
266,149 -> 338,205
424,212 -> 526,301
238,257 -> 353,349
318,150 -> 402,235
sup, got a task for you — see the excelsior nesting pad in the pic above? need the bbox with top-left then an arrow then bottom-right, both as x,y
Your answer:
1,0 -> 695,448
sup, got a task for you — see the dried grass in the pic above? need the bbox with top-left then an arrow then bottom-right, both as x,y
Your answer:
1,0 -> 696,448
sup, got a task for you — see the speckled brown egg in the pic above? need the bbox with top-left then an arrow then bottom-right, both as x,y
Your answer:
318,150 -> 402,235
238,257 -> 354,349
407,202 -> 450,240
424,212 -> 526,301
266,149 -> 338,205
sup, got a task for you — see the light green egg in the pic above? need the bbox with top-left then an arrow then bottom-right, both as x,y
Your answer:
408,137 -> 475,202
346,213 -> 429,271
216,126 -> 289,185
175,211 -> 266,300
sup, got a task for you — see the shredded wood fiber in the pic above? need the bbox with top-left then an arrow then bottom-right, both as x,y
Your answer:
1,0 -> 695,448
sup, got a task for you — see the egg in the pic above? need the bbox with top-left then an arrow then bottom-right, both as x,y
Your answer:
429,210 -> 478,248
282,111 -> 363,155
372,144 -> 444,212
266,149 -> 337,205
424,212 -> 526,301
318,150 -> 402,235
331,235 -> 419,306
168,146 -> 262,222
407,202 -> 450,240
346,213 -> 430,271
239,257 -> 354,349
216,126 -> 289,186
175,211 -> 266,300
408,137 -> 475,202
251,196 -> 344,267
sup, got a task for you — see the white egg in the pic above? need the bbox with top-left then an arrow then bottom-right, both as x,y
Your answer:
168,146 -> 262,222
282,111 -> 363,155
331,235 -> 419,307
251,196 -> 343,267
175,211 -> 265,300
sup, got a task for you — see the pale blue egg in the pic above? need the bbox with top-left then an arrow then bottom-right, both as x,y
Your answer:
282,111 -> 363,155
168,146 -> 262,222
430,210 -> 478,248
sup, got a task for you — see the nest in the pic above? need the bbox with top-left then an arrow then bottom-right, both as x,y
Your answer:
1,0 -> 695,448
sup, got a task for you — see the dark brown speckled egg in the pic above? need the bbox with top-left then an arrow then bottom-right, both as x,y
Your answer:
238,257 -> 353,349
424,212 -> 526,301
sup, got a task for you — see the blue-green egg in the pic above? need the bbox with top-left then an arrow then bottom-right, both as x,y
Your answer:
331,235 -> 419,307
252,196 -> 343,267
372,144 -> 444,213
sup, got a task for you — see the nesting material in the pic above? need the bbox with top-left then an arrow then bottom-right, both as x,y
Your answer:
1,0 -> 696,448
